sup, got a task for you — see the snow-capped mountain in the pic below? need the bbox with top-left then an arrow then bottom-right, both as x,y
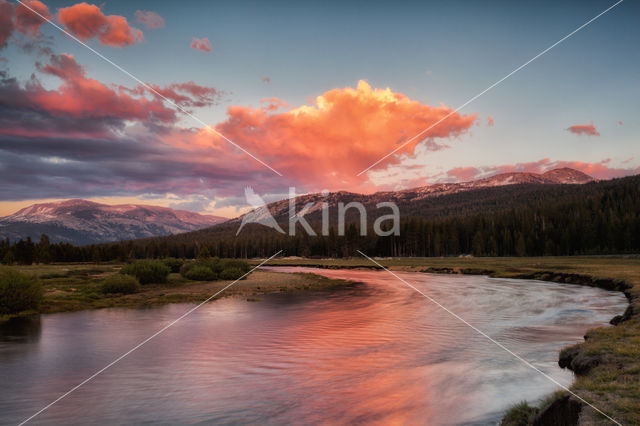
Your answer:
229,167 -> 595,223
392,167 -> 594,200
0,199 -> 227,245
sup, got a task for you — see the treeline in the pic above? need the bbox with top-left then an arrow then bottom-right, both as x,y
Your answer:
1,176 -> 639,263
0,234 -> 89,265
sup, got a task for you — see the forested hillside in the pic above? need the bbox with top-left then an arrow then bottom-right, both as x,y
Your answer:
1,175 -> 639,262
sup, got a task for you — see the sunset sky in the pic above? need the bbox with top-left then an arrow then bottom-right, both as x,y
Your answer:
0,0 -> 638,217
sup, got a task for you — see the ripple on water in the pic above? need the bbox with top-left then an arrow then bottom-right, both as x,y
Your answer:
0,267 -> 627,425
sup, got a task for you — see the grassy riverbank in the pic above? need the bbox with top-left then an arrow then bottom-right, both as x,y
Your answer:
263,256 -> 640,425
2,263 -> 354,317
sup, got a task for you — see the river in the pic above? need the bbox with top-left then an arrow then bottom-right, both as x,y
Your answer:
0,267 -> 628,425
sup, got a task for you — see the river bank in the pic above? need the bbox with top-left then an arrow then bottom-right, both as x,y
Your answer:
2,263 -> 355,319
264,256 -> 639,425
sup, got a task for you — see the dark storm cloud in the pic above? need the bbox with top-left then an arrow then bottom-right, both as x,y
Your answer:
0,132 -> 281,201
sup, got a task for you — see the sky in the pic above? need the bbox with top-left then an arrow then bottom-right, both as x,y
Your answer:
0,0 -> 638,217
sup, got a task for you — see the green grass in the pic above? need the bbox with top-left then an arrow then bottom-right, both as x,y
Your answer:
4,262 -> 353,315
501,401 -> 538,426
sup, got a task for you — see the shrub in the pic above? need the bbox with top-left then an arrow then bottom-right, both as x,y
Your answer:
179,261 -> 195,277
219,267 -> 246,281
180,257 -> 220,278
161,257 -> 184,273
120,259 -> 170,284
184,265 -> 217,281
0,267 -> 43,315
101,274 -> 141,294
218,259 -> 250,274
200,257 -> 221,272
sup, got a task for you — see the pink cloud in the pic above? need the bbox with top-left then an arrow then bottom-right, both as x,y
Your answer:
191,37 -> 212,52
262,76 -> 271,83
15,0 -> 52,37
0,51 -> 226,143
147,81 -> 223,108
29,53 -> 173,121
444,158 -> 639,182
0,0 -> 52,49
547,160 -> 638,179
566,124 -> 599,136
487,116 -> 494,127
0,1 -> 15,49
618,120 -> 623,126
447,166 -> 481,182
134,10 -> 164,29
58,2 -> 143,47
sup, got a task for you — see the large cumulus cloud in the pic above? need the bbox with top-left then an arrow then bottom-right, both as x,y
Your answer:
177,80 -> 477,190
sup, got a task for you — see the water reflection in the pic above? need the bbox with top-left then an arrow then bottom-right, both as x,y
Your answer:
0,315 -> 41,343
0,269 -> 628,425
0,315 -> 42,367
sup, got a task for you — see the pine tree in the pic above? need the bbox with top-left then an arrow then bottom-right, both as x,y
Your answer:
198,246 -> 211,259
37,234 -> 52,264
515,233 -> 526,257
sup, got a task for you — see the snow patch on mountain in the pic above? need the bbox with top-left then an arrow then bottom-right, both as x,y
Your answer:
0,200 -> 227,245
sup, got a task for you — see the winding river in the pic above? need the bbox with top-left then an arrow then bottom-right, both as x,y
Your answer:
0,268 -> 627,425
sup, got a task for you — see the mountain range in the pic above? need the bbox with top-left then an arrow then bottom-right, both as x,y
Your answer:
397,167 -> 593,199
232,167 -> 594,223
0,200 -> 226,245
0,168 -> 594,246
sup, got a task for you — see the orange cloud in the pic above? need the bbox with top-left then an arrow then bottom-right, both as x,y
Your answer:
191,37 -> 212,52
566,124 -> 599,136
487,116 -> 494,126
134,10 -> 164,29
58,2 -> 143,47
259,97 -> 288,111
166,80 -> 476,190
